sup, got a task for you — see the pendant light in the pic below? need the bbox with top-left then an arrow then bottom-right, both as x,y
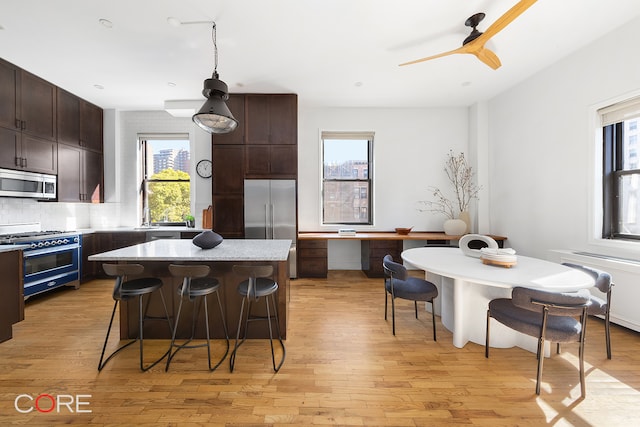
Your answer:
192,22 -> 238,134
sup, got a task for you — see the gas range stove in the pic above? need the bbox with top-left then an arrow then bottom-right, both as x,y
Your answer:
0,230 -> 73,245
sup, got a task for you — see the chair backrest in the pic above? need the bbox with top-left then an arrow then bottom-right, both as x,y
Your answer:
511,287 -> 592,317
562,262 -> 613,294
102,263 -> 145,299
233,265 -> 274,301
382,254 -> 408,281
168,264 -> 211,298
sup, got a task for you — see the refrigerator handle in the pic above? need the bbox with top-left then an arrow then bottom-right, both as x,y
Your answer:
270,204 -> 275,239
264,204 -> 269,239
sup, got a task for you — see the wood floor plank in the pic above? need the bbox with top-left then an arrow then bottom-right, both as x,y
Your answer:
0,271 -> 639,425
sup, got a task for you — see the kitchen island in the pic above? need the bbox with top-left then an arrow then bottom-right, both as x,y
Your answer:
88,239 -> 292,339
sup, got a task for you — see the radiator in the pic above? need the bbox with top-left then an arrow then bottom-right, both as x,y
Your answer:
549,249 -> 640,332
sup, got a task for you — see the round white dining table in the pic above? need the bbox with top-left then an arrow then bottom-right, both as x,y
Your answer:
401,247 -> 595,353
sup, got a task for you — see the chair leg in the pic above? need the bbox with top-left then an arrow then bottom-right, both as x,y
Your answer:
536,336 -> 545,395
485,309 -> 490,358
430,300 -> 437,341
98,300 -> 136,371
266,293 -> 286,372
605,312 -> 612,360
165,296 -> 185,371
414,301 -> 419,319
229,297 -> 247,373
391,296 -> 396,336
384,291 -> 388,321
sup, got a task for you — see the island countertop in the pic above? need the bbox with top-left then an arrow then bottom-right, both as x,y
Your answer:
88,238 -> 292,262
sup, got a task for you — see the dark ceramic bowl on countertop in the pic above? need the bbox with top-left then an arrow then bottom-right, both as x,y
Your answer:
395,227 -> 413,235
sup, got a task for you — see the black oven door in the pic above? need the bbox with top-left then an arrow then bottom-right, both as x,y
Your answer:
23,244 -> 80,297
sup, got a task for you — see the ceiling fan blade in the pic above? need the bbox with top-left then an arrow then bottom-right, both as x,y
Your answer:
476,0 -> 537,43
399,46 -> 467,67
472,47 -> 502,70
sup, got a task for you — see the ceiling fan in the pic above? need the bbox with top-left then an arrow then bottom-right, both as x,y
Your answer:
399,0 -> 537,70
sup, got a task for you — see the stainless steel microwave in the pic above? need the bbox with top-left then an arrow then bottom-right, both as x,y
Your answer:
0,168 -> 56,199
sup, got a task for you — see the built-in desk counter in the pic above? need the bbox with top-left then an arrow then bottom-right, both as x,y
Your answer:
297,232 -> 507,278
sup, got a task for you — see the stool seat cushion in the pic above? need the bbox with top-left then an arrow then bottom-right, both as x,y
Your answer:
178,277 -> 220,298
237,278 -> 278,298
118,277 -> 164,299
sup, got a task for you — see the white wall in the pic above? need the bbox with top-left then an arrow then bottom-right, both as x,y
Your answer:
298,106 -> 469,269
488,17 -> 640,260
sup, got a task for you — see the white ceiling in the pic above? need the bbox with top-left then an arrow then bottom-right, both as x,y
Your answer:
1,0 -> 639,111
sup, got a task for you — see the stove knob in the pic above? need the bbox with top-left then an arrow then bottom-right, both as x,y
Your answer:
55,240 -> 62,245
37,242 -> 44,248
62,239 -> 69,244
31,243 -> 37,249
43,241 -> 51,246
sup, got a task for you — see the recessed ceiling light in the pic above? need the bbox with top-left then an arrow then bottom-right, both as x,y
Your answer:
99,19 -> 113,28
461,81 -> 472,87
94,84 -> 104,90
167,82 -> 176,87
354,81 -> 363,87
0,25 -> 4,30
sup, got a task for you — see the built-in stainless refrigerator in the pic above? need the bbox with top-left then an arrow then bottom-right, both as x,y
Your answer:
244,179 -> 297,277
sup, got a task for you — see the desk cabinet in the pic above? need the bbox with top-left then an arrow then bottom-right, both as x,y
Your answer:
361,240 -> 403,278
298,239 -> 328,278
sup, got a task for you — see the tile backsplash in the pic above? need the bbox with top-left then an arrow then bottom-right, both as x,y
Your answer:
0,198 -> 121,230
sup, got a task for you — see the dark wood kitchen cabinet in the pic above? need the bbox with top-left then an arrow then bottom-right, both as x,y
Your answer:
361,240 -> 403,278
0,59 -> 57,142
57,144 -> 103,203
0,126 -> 57,174
211,93 -> 297,237
0,249 -> 24,343
297,239 -> 328,278
57,88 -> 103,152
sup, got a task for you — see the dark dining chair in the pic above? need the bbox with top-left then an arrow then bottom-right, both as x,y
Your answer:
383,254 -> 438,340
562,263 -> 613,359
486,286 -> 591,396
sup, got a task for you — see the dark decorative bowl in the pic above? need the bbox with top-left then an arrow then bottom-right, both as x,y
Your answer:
192,230 -> 223,249
395,227 -> 413,235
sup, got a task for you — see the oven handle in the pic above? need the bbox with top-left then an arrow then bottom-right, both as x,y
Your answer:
23,243 -> 80,258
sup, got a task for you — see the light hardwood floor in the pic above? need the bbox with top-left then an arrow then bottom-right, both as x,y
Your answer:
1,271 -> 639,426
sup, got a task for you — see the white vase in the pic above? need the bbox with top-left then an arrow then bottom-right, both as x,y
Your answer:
443,218 -> 467,236
458,211 -> 471,233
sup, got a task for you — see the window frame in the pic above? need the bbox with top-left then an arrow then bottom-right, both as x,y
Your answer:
139,134 -> 191,225
601,99 -> 640,241
320,131 -> 374,226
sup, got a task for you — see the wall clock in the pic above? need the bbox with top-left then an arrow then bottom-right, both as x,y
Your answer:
196,159 -> 213,178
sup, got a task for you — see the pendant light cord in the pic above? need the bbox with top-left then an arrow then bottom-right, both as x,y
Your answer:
212,22 -> 219,78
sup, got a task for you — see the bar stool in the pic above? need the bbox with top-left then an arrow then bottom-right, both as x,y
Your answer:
99,263 -> 172,371
165,264 -> 229,371
229,265 -> 285,373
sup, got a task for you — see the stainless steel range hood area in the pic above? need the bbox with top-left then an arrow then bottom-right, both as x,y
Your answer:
0,168 -> 56,200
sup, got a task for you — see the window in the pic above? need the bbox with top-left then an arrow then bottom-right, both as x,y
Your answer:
140,135 -> 191,224
321,131 -> 373,225
601,98 -> 640,239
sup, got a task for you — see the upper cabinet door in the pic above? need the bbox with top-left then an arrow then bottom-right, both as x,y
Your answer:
20,70 -> 56,141
0,59 -> 20,131
80,100 -> 103,152
245,94 -> 297,145
57,88 -> 81,146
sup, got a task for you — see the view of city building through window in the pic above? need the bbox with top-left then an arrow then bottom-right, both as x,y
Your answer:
616,118 -> 640,235
322,133 -> 373,225
141,138 -> 191,224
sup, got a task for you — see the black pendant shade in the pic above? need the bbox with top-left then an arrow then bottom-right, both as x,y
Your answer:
192,22 -> 237,134
192,72 -> 238,134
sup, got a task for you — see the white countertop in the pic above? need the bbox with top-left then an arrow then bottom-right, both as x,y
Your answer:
88,238 -> 292,262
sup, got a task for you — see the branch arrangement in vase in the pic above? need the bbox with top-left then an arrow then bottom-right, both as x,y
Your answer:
417,150 -> 481,219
